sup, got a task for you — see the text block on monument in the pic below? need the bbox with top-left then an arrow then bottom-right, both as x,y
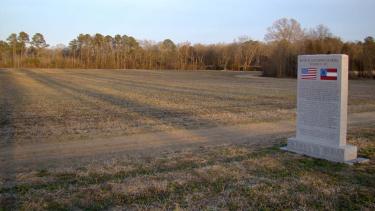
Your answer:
285,54 -> 358,163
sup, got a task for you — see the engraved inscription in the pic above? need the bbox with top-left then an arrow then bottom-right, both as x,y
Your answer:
296,55 -> 344,146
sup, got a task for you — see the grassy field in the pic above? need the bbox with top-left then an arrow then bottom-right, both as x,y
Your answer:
0,69 -> 296,144
1,68 -> 375,210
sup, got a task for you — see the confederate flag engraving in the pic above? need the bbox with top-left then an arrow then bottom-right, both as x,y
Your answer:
320,68 -> 338,80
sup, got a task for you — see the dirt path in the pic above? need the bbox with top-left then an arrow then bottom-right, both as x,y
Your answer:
1,112 -> 374,174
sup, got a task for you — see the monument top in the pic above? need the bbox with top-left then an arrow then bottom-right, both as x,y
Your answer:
298,54 -> 346,56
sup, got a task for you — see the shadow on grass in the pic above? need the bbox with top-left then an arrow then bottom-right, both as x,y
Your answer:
72,71 -> 292,108
20,69 -> 222,131
0,70 -> 25,210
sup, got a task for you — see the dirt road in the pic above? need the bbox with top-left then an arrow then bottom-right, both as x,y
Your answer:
1,111 -> 374,175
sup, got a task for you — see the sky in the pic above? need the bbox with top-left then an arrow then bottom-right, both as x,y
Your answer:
1,0 -> 374,46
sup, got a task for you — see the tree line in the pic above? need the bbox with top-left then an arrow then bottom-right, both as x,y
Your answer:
0,18 -> 374,78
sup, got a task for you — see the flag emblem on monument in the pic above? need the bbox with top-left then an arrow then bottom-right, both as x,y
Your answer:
320,68 -> 337,80
301,68 -> 317,80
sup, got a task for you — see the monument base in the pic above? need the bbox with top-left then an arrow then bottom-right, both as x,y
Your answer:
283,137 -> 358,163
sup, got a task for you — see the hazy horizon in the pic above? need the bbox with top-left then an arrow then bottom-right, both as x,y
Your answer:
1,0 -> 375,46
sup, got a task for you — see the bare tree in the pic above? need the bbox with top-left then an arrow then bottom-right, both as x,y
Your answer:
308,24 -> 333,40
265,18 -> 305,43
241,40 -> 260,71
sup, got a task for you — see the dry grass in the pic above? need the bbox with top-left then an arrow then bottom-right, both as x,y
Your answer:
1,69 -> 375,210
0,125 -> 374,210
